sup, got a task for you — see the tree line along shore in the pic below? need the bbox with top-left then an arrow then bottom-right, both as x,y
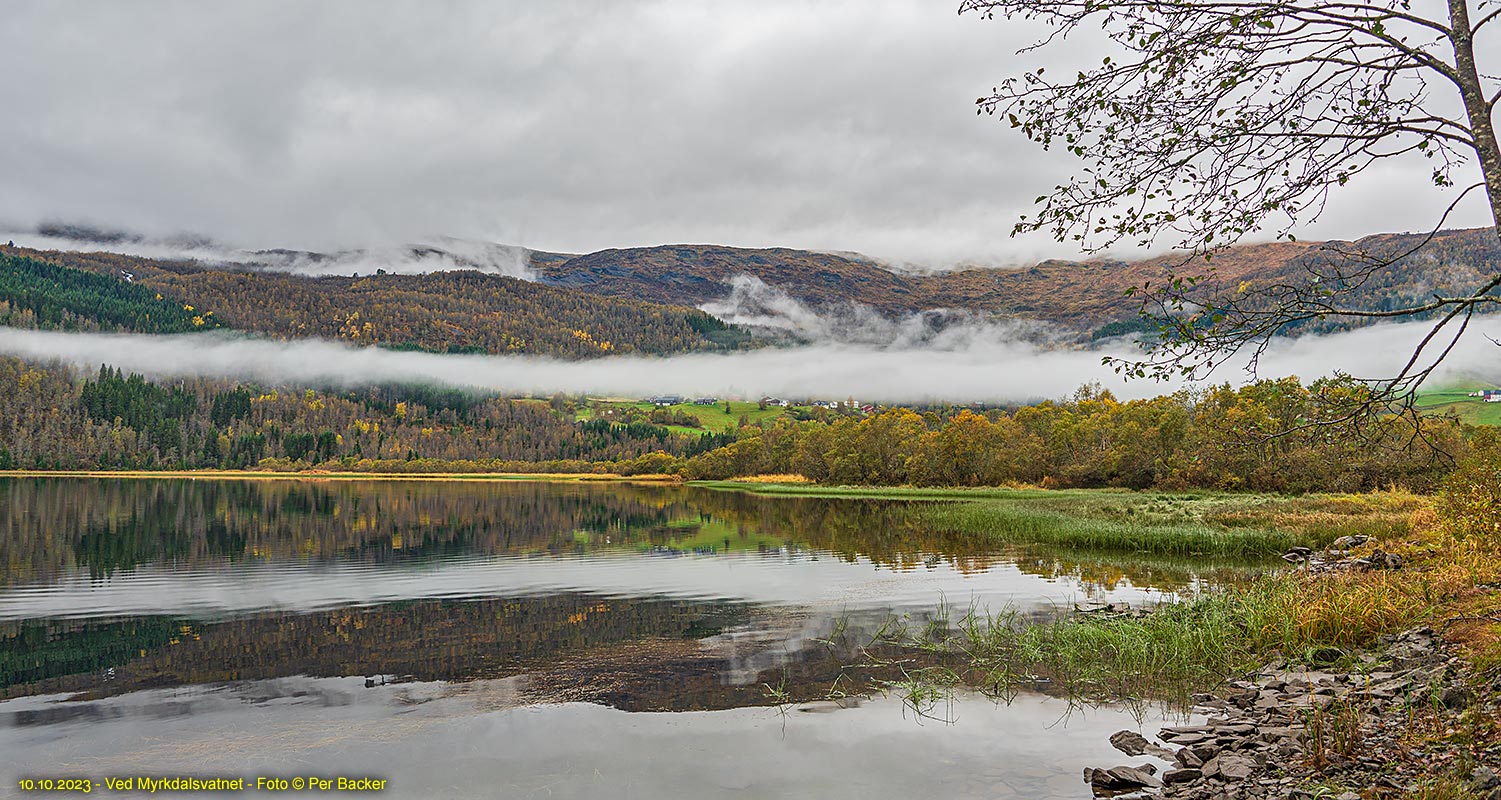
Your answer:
0,356 -> 1487,495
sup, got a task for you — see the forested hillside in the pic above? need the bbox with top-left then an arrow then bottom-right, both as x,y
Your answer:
529,228 -> 1501,338
0,355 -> 1461,493
0,358 -> 730,472
1,247 -> 750,358
0,251 -> 219,334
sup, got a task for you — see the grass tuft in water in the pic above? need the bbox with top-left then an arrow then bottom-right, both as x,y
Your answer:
951,598 -> 1262,709
925,502 -> 1298,558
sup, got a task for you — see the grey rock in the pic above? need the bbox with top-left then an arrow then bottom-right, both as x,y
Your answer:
1331,535 -> 1369,549
1201,755 -> 1222,780
1109,730 -> 1175,760
1085,765 -> 1163,793
1215,753 -> 1257,781
1474,766 -> 1500,791
1163,768 -> 1202,784
1257,726 -> 1296,742
1442,686 -> 1473,709
1189,743 -> 1222,762
1161,725 -> 1214,739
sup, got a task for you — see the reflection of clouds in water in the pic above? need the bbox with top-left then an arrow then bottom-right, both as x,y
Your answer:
0,679 -> 1171,800
0,551 -> 1162,622
3,317 -> 1500,404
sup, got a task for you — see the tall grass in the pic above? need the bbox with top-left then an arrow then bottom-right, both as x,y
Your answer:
892,519 -> 1491,710
695,481 -> 1419,557
953,598 -> 1262,708
926,502 -> 1300,557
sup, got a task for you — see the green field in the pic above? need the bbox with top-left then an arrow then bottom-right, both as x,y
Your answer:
576,399 -> 797,433
1415,384 -> 1501,425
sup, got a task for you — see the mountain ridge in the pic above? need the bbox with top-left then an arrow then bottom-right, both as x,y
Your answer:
7,225 -> 1498,342
531,228 -> 1499,336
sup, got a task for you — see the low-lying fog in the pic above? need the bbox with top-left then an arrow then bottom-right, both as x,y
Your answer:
2,230 -> 537,279
2,318 -> 1496,404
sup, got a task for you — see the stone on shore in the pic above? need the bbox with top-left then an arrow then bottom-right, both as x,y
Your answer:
1083,764 -> 1162,794
1108,730 -> 1175,761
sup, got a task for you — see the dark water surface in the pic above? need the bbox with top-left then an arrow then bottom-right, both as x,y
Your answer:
0,478 -> 1231,798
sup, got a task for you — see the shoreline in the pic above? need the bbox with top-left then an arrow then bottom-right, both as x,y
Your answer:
1079,624 -> 1494,799
0,469 -> 681,483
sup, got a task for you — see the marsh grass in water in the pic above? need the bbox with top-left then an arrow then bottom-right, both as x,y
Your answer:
695,483 -> 1421,558
947,598 -> 1264,710
854,513 -> 1499,719
925,502 -> 1297,558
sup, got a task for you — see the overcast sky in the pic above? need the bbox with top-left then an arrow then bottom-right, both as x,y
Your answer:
1,1 -> 1493,266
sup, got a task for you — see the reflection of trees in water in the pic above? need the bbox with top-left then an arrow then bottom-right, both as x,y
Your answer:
0,479 -> 1266,712
0,597 -> 960,714
0,479 -> 690,583
678,489 -> 1007,574
1003,544 -> 1270,595
0,593 -> 754,702
0,616 -> 181,695
0,480 -> 1013,584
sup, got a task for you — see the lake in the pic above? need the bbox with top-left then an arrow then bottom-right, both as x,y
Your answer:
0,478 -> 1237,798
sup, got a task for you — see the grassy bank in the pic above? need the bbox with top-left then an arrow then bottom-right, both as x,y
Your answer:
694,481 -> 1421,558
698,480 -> 1497,741
925,502 -> 1297,557
872,499 -> 1501,719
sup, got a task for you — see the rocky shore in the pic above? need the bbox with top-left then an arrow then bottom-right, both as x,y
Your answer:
1082,625 -> 1500,799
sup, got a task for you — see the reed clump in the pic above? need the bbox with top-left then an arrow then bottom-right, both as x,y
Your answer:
924,501 -> 1300,558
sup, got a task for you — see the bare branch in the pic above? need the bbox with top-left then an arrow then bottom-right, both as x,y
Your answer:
1473,5 -> 1501,33
967,0 -> 1501,427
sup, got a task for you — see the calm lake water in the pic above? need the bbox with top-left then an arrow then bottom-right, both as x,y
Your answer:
0,478 -> 1239,799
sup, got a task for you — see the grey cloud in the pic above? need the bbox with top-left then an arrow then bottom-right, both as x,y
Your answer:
700,274 -> 1054,348
2,230 -> 535,278
4,1 -> 1486,267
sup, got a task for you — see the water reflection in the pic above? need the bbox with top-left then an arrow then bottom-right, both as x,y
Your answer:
0,679 -> 1175,800
0,478 -> 1259,710
1,477 -> 1259,588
